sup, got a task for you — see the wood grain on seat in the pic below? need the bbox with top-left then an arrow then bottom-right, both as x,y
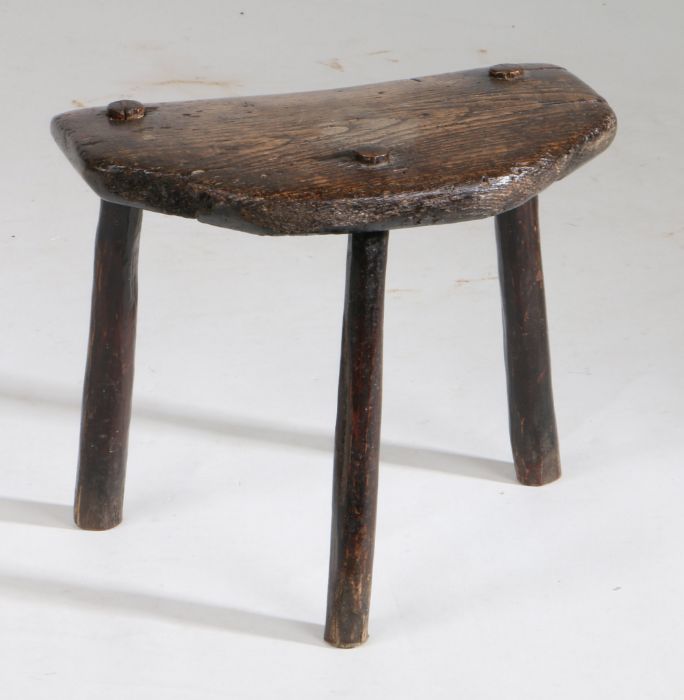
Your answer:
51,64 -> 616,235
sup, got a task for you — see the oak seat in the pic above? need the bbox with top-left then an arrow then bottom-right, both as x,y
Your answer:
51,64 -> 616,235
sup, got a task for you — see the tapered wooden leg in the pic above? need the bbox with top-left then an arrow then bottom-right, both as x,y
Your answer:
75,200 -> 142,530
496,196 -> 561,486
325,231 -> 388,648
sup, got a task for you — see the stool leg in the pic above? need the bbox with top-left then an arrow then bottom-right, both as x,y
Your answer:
495,196 -> 561,486
325,230 -> 388,648
74,200 -> 142,530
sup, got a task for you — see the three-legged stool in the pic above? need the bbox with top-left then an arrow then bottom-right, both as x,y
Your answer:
52,63 -> 616,647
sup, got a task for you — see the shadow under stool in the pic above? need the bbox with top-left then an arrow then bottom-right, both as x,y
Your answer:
51,63 -> 616,647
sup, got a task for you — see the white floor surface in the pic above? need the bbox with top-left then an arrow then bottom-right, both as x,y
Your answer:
1,1 -> 683,697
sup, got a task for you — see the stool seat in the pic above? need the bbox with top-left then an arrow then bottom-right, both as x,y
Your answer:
51,64 -> 615,235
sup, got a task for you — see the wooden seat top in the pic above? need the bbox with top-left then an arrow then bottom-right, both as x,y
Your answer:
52,64 -> 616,235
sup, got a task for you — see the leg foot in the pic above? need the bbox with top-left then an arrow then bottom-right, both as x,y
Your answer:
325,231 -> 388,648
495,197 -> 561,486
75,200 -> 142,530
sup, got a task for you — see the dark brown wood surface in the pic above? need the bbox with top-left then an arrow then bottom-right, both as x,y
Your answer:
75,200 -> 142,530
496,197 -> 560,486
325,231 -> 388,648
52,65 -> 616,235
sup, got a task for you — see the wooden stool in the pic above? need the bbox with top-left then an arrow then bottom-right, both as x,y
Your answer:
52,64 -> 616,647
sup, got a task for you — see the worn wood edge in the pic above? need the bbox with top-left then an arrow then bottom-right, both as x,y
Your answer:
51,113 -> 615,236
327,637 -> 368,649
